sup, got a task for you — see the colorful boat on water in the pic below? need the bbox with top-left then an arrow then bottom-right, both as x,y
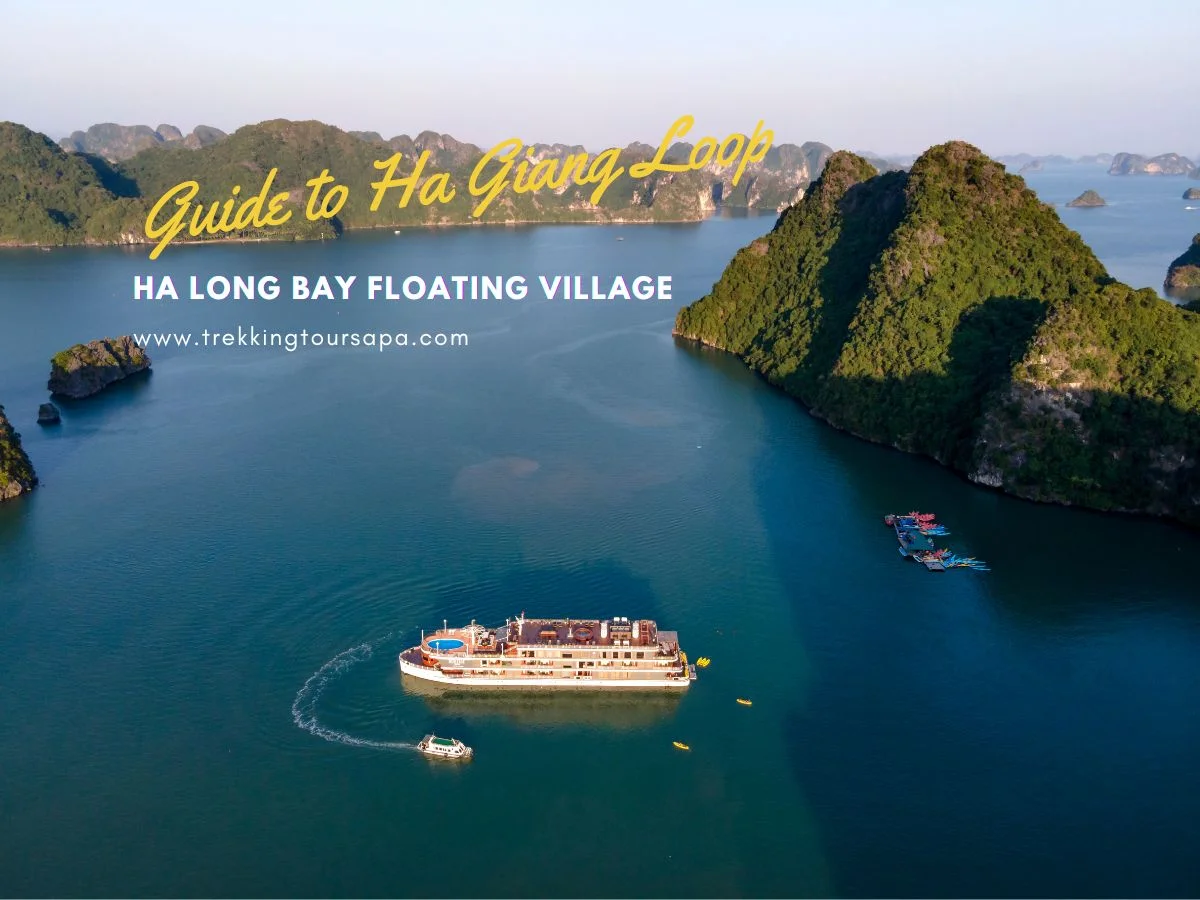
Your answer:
884,512 -> 988,572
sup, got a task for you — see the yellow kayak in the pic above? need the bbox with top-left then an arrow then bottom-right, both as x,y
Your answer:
696,657 -> 711,668
673,741 -> 690,751
736,698 -> 752,706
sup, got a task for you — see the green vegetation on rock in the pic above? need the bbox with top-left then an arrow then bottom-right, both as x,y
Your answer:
49,336 -> 151,399
677,141 -> 1200,527
0,405 -> 37,502
0,122 -> 144,246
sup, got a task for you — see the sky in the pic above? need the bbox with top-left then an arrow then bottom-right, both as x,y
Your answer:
1,0 -> 1196,157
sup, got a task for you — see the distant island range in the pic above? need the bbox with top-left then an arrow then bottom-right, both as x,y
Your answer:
0,120 -> 861,248
1003,152 -> 1200,177
0,118 -> 1195,250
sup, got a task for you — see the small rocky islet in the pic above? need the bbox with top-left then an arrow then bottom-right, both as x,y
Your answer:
48,335 -> 151,399
1185,188 -> 1200,200
1066,190 -> 1106,208
0,336 -> 151,504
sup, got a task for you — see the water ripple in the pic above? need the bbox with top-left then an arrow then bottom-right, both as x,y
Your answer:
290,634 -> 416,753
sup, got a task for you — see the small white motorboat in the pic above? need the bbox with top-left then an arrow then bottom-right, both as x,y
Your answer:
416,734 -> 473,760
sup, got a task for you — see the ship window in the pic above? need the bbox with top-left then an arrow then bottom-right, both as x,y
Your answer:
562,653 -> 572,658
636,652 -> 644,659
624,652 -> 631,659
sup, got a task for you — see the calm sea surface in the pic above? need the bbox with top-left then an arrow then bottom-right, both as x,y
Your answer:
1019,164 -> 1199,298
1,184 -> 1199,898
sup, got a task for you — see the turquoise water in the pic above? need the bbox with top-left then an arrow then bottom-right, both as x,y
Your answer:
1,195 -> 1199,898
426,638 -> 464,651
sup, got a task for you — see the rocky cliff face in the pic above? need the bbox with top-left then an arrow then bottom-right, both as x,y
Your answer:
1108,152 -> 1197,176
0,405 -> 37,502
685,140 -> 836,211
347,130 -> 841,213
48,336 -> 151,399
676,142 -> 1200,528
1184,188 -> 1200,200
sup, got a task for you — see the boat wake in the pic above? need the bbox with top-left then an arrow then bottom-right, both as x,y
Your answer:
292,633 -> 416,752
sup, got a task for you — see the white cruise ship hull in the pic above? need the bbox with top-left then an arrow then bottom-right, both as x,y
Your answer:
399,655 -> 690,689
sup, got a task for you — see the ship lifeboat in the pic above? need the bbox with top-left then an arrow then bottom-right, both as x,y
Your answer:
416,735 -> 473,760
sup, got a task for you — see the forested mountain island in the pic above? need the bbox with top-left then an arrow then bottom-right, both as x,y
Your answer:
675,142 -> 1200,528
1,119 -> 890,247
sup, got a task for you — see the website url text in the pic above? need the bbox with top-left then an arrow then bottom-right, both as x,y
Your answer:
131,327 -> 469,353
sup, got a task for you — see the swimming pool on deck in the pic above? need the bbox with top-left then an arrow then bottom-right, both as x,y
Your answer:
427,638 -> 465,651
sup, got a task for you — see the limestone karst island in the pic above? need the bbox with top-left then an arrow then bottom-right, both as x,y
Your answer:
0,406 -> 38,502
48,336 -> 151,399
676,142 -> 1200,528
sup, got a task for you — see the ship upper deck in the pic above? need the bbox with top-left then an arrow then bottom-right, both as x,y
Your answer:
511,618 -> 669,650
419,618 -> 679,655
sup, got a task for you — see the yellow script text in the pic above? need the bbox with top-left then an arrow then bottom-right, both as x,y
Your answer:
145,169 -> 292,260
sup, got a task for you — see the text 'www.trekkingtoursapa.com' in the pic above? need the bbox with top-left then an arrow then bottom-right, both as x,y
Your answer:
130,328 -> 470,353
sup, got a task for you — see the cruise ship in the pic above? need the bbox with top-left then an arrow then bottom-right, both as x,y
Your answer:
398,614 -> 695,689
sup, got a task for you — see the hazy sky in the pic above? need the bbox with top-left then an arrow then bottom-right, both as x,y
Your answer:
2,0 -> 1196,156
